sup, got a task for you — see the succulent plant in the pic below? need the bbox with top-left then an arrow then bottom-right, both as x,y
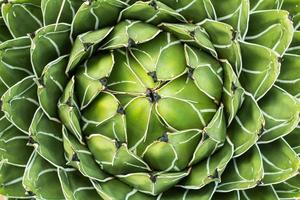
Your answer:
0,0 -> 300,199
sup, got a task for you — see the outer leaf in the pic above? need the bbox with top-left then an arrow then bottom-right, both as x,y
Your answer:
1,1 -> 42,37
58,168 -> 101,200
29,108 -> 65,167
23,152 -> 64,200
0,162 -> 31,199
217,145 -> 263,192
1,76 -> 38,134
41,0 -> 82,25
258,86 -> 300,142
246,10 -> 294,55
260,138 -> 300,185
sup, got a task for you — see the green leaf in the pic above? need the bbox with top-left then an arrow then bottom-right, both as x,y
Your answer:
117,170 -> 190,195
0,117 -> 32,167
239,41 -> 280,100
130,32 -> 186,81
201,20 -> 242,75
62,127 -> 110,182
30,23 -> 71,77
160,24 -> 217,57
0,162 -> 31,198
0,16 -> 12,42
41,0 -> 82,25
58,168 -> 101,200
100,21 -> 161,50
258,86 -> 300,142
287,31 -> 300,55
184,44 -> 223,102
178,139 -> 233,189
240,185 -> 280,200
119,1 -> 186,25
285,125 -> 300,155
227,94 -> 264,157
1,76 -> 38,134
260,138 -> 300,185
217,145 -> 263,192
66,27 -> 113,72
92,178 -> 155,200
221,60 -> 244,124
71,0 -> 124,36
36,55 -> 68,120
274,175 -> 300,199
210,0 -> 249,39
23,152 -> 64,199
58,77 -> 82,142
159,0 -> 215,23
161,183 -> 217,200
29,108 -> 65,167
1,1 -> 42,37
276,54 -> 300,97
213,191 -> 239,200
87,134 -> 150,175
0,37 -> 32,88
246,10 -> 294,55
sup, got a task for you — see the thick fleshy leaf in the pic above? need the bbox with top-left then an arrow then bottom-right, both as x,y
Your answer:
58,77 -> 82,142
161,183 -> 217,200
178,139 -> 233,189
71,0 -> 124,36
227,95 -> 264,157
0,117 -> 32,167
240,186 -> 279,200
201,20 -> 242,76
67,27 -> 113,72
274,175 -> 300,199
160,24 -> 217,57
0,36 -> 32,89
63,127 -> 110,182
1,1 -> 42,37
29,108 -> 65,167
222,60 -> 244,124
239,42 -> 280,100
41,0 -> 82,25
1,76 -> 38,134
36,55 -> 68,120
211,0 -> 249,39
246,10 -> 294,55
100,20 -> 161,50
75,52 -> 114,109
117,170 -> 190,196
258,86 -> 300,142
285,125 -> 300,155
276,54 -> 300,97
159,0 -> 215,23
30,23 -> 71,77
130,32 -> 186,81
0,162 -> 31,199
156,75 -> 217,130
260,138 -> 300,185
23,152 -> 64,200
184,44 -> 223,102
0,17 -> 12,42
87,134 -> 150,175
217,145 -> 263,192
119,1 -> 186,25
58,168 -> 101,200
213,191 -> 239,200
92,178 -> 156,200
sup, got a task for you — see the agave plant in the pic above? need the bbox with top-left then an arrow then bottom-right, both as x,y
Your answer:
0,0 -> 300,199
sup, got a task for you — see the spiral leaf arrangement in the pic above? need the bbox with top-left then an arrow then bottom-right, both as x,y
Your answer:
0,0 -> 300,199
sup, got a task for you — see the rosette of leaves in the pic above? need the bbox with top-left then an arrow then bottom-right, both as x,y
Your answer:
0,0 -> 300,199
